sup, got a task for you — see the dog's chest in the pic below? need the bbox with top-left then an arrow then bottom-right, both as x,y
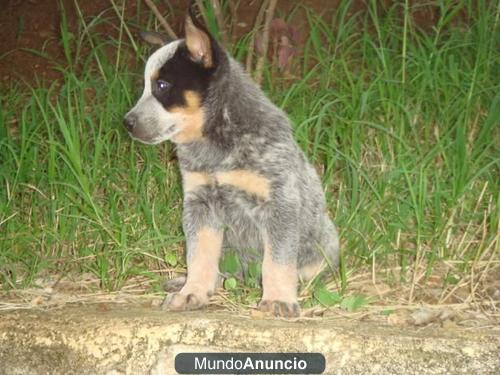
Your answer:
182,169 -> 271,203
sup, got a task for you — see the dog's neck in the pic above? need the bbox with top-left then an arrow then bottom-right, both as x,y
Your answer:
176,57 -> 292,172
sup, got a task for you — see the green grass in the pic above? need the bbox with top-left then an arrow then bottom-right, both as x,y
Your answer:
0,0 -> 498,305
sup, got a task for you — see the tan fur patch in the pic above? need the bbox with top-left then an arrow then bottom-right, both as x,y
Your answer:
299,260 -> 326,281
171,91 -> 204,144
181,227 -> 223,295
182,171 -> 210,194
215,170 -> 271,200
261,241 -> 298,303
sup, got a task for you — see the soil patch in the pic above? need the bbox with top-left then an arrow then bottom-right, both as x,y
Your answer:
0,0 -> 450,86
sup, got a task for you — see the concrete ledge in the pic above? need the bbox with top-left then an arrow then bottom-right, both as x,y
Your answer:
0,305 -> 498,374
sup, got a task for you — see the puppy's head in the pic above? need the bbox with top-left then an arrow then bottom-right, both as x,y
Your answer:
124,7 -> 222,145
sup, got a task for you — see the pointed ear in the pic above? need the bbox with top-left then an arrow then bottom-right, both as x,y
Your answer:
184,7 -> 214,68
139,31 -> 172,47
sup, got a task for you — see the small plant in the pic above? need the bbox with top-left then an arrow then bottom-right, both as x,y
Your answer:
340,295 -> 369,312
313,284 -> 342,307
312,282 -> 370,312
164,251 -> 179,267
218,252 -> 264,305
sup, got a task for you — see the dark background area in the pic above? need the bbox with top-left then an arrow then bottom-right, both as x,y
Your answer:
0,0 -> 450,85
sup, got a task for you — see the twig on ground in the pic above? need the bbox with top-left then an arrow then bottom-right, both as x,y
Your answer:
144,0 -> 177,39
254,0 -> 278,85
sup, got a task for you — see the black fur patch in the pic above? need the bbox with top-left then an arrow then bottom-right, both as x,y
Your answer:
153,43 -> 216,110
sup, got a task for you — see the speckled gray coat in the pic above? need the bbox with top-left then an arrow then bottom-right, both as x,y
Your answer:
124,10 -> 339,317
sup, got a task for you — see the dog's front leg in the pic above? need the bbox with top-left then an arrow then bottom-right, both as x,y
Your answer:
162,200 -> 223,311
258,204 -> 301,318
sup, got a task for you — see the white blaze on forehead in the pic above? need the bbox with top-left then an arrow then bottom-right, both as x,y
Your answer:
125,40 -> 187,145
142,40 -> 182,96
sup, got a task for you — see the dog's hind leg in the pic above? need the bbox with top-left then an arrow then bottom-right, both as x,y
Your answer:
321,214 -> 340,269
298,214 -> 340,282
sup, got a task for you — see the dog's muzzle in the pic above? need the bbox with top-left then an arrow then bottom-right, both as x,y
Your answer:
123,114 -> 137,132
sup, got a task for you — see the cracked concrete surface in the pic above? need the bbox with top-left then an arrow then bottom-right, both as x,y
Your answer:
0,305 -> 498,374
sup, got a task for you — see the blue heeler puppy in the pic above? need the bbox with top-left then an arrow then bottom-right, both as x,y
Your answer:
123,7 -> 340,317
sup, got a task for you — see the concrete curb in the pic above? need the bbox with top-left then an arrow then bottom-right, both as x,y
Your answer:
0,306 -> 498,374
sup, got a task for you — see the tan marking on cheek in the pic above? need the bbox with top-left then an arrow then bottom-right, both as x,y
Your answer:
181,227 -> 223,295
261,241 -> 298,303
215,170 -> 271,200
182,171 -> 210,194
170,91 -> 204,144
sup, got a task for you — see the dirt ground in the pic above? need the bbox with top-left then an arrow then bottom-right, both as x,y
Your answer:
1,271 -> 498,329
0,0 -> 451,86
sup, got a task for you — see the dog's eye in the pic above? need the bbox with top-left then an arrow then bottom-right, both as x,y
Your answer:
156,80 -> 171,92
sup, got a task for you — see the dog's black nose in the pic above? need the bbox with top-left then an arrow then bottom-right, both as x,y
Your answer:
123,114 -> 137,131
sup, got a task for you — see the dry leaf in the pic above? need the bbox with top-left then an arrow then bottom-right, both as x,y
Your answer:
387,310 -> 409,326
409,309 -> 442,326
31,296 -> 45,306
250,309 -> 266,319
410,308 -> 457,327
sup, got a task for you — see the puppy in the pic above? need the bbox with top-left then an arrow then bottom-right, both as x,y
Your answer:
123,7 -> 340,317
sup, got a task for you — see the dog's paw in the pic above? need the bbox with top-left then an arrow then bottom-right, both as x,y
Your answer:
161,291 -> 208,311
162,276 -> 186,293
258,299 -> 300,318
